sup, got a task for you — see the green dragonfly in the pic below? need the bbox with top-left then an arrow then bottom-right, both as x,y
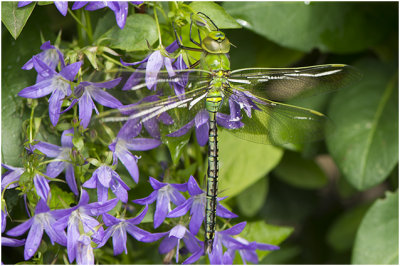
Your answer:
100,12 -> 361,253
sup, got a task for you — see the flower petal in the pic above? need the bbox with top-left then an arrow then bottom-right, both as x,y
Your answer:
1,237 -> 26,247
189,199 -> 205,235
79,91 -> 95,128
54,1 -> 68,16
34,141 -> 62,157
116,149 -> 139,183
154,192 -> 168,228
159,236 -> 177,254
187,176 -> 203,195
126,205 -> 148,225
48,88 -> 65,126
24,219 -> 44,260
81,198 -> 119,216
145,51 -> 163,90
112,226 -> 128,255
6,218 -> 33,237
90,87 -> 122,108
33,174 -> 50,201
221,222 -> 246,236
61,128 -> 74,147
102,213 -> 120,227
46,161 -> 64,178
216,203 -> 238,219
124,138 -> 161,151
18,79 -> 53,98
60,61 -> 82,81
66,164 -> 79,195
167,199 -> 192,218
166,119 -> 194,137
131,190 -> 157,205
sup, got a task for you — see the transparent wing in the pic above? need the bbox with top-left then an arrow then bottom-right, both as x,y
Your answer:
228,64 -> 362,102
220,87 -> 329,146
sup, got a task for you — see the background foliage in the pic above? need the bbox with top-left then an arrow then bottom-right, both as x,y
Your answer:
2,1 -> 398,264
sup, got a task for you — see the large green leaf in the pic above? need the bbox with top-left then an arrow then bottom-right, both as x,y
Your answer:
326,203 -> 371,252
241,221 -> 294,261
219,129 -> 283,198
326,58 -> 398,190
189,2 -> 241,29
273,151 -> 328,189
236,176 -> 268,217
223,2 -> 396,53
102,14 -> 158,52
1,2 -> 35,39
352,190 -> 398,264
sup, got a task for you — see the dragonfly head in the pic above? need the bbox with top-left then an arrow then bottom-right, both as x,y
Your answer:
202,30 -> 231,54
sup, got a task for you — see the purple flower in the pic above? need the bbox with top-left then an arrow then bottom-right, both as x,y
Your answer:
167,108 -> 243,146
208,222 -> 279,264
83,2 -> 129,29
132,177 -> 187,228
121,41 -> 179,91
167,176 -> 237,235
170,54 -> 188,96
109,119 -> 160,183
83,165 -> 130,203
6,199 -> 68,260
64,78 -> 122,128
120,95 -> 174,139
18,57 -> 82,126
153,224 -> 202,264
97,205 -> 154,255
76,234 -> 94,264
22,41 -> 65,82
33,129 -> 79,195
1,164 -> 24,191
2,210 -> 26,247
53,189 -> 118,263
18,1 -> 68,16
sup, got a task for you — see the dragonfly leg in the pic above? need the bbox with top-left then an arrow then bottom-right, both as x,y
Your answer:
172,22 -> 203,52
189,18 -> 202,47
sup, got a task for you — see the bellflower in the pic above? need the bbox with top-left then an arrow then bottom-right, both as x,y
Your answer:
132,177 -> 187,228
64,78 -> 122,128
53,189 -> 118,263
109,119 -> 160,183
18,57 -> 82,126
121,41 -> 179,91
167,176 -> 237,235
18,1 -> 68,16
74,2 -> 142,29
82,165 -> 130,203
2,210 -> 26,247
120,95 -> 174,139
33,128 -> 79,195
6,199 -> 68,260
98,205 -> 156,255
208,222 -> 279,264
1,164 -> 24,191
22,41 -> 65,83
153,224 -> 202,264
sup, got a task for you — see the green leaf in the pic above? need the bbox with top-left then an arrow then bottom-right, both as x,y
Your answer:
102,14 -> 158,52
162,134 -> 191,166
48,184 -> 76,209
189,2 -> 241,29
326,58 -> 398,190
1,2 -> 35,39
241,221 -> 294,261
352,190 -> 398,264
219,129 -> 283,198
236,176 -> 268,217
223,2 -> 396,53
326,203 -> 371,252
273,151 -> 328,189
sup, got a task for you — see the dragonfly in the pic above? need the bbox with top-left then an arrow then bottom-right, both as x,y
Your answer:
99,12 -> 361,254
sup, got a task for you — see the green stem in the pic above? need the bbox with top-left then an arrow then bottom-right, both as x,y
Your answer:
84,10 -> 94,43
29,103 -> 36,143
153,6 -> 163,48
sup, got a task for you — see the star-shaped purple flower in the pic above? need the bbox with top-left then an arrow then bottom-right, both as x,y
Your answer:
22,41 -> 65,82
97,205 -> 155,255
167,176 -> 237,235
208,222 -> 279,264
18,57 -> 82,126
109,119 -> 160,183
83,165 -> 130,203
121,41 -> 179,91
64,78 -> 122,128
6,199 -> 68,260
33,128 -> 79,195
132,177 -> 187,228
53,189 -> 118,263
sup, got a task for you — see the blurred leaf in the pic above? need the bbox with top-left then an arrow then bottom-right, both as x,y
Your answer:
241,221 -> 294,261
352,190 -> 398,264
1,2 -> 35,39
327,58 -> 398,190
102,14 -> 158,52
48,184 -> 76,209
162,134 -> 190,166
273,151 -> 328,189
223,2 -> 396,53
189,2 -> 241,29
219,129 -> 283,198
260,244 -> 301,264
236,176 -> 268,217
326,203 -> 371,252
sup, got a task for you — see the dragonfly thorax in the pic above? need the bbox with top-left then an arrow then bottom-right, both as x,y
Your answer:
201,53 -> 230,72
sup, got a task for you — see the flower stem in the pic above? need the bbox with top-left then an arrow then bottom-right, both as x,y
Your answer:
153,6 -> 163,48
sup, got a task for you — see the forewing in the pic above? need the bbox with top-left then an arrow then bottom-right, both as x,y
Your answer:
228,64 -> 362,101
